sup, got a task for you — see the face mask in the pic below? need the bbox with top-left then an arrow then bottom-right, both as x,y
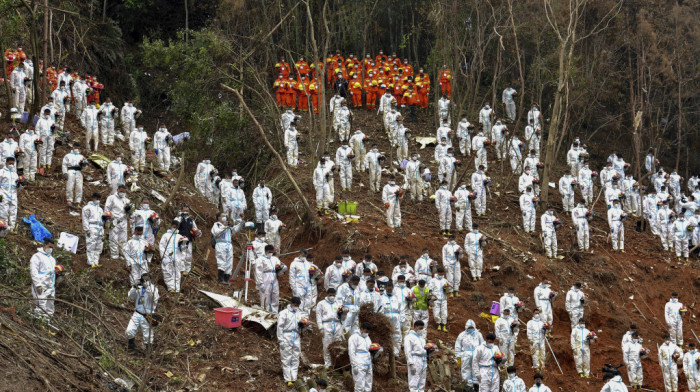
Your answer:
632,339 -> 639,344
579,324 -> 585,328
351,284 -> 358,290
389,181 -> 395,185
259,183 -> 264,188
115,157 -> 122,163
271,215 -> 277,220
361,332 -> 368,338
142,204 -> 149,209
73,149 -> 80,154
386,291 -> 392,296
291,306 -> 298,311
436,274 -> 443,279
423,253 -> 429,258
343,256 -> 350,261
397,282 -> 405,287
467,328 -> 474,333
533,315 -> 540,320
334,262 -> 341,267
138,128 -> 144,132
6,164 -> 14,168
441,142 -> 446,146
412,157 -> 417,161
327,296 -> 335,303
535,381 -> 542,386
400,267 -> 406,272
45,247 -> 53,255
220,217 -> 227,223
118,192 -> 126,198
486,342 -> 493,348
91,200 -> 99,206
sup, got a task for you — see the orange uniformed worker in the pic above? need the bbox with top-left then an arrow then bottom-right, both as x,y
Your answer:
286,76 -> 298,109
439,66 -> 452,97
275,57 -> 291,78
309,78 -> 319,114
273,74 -> 286,106
349,75 -> 363,108
400,59 -> 414,78
391,76 -> 403,106
297,75 -> 311,111
295,56 -> 310,77
375,50 -> 388,65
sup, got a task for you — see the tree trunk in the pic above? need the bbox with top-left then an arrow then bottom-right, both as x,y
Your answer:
184,0 -> 189,43
0,20 -> 12,108
540,44 -> 567,206
42,0 -> 48,105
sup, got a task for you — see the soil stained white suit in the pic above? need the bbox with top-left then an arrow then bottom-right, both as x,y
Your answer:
472,342 -> 502,392
570,324 -> 592,376
578,165 -> 594,204
124,235 -> 151,285
0,165 -> 20,229
194,160 -> 217,202
129,128 -> 148,172
30,247 -> 57,319
98,102 -> 118,146
256,254 -> 282,313
671,217 -> 690,259
365,149 -> 382,193
82,201 -> 105,266
10,66 -> 29,112
540,211 -> 558,258
454,185 -> 473,231
277,304 -> 304,383
19,128 -> 39,180
316,297 -> 343,368
153,127 -> 172,171
526,315 -> 546,369
313,164 -> 332,209
380,291 -> 403,357
565,286 -> 585,328
464,230 -> 485,280
455,320 -> 484,387
404,329 -> 427,392
534,283 -> 555,329
72,79 -> 87,118
125,282 -> 159,344
62,150 -> 85,205
658,340 -> 683,392
572,203 -> 590,250
348,331 -> 373,392
435,185 -> 453,231
520,191 -> 537,233
442,240 -> 462,292
471,170 -> 488,215
284,126 -> 299,167
502,374 -> 527,392
623,339 -> 644,388
334,106 -> 352,142
495,315 -> 516,366
349,130 -> 367,171
382,182 -> 402,228
105,193 -> 130,259
81,104 -> 100,150
502,87 -> 517,120
491,122 -> 507,160
478,105 -> 493,137
336,145 -> 354,190
158,228 -> 185,292
105,158 -> 128,195
682,349 -> 700,392
665,297 -> 684,346
252,185 -> 273,224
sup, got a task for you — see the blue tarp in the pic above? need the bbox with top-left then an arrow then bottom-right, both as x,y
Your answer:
23,214 -> 52,242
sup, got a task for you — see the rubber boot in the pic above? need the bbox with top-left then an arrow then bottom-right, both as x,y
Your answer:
217,269 -> 224,283
128,338 -> 136,351
224,274 -> 231,284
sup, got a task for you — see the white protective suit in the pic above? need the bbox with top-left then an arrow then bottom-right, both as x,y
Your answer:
380,291 -> 404,357
471,132 -> 488,171
672,217 -> 690,259
10,66 -> 29,112
289,256 -> 311,313
36,114 -> 56,168
428,276 -> 449,324
578,165 -> 594,205
256,254 -> 281,313
572,203 -> 590,250
404,329 -> 428,392
323,262 -> 345,290
495,314 -> 517,366
125,282 -> 159,344
406,157 -> 423,201
600,375 -> 629,392
82,201 -> 105,266
442,240 -> 462,292
623,339 -> 644,388
682,349 -> 700,392
129,128 -> 148,171
525,125 -> 541,159
528,106 -> 542,128
224,183 -> 247,221
212,221 -> 241,275
81,104 -> 100,150
438,97 -> 451,123
502,87 -> 517,121
158,229 -> 185,293
478,105 -> 493,138
464,230 -> 485,280
365,149 -> 382,193
491,121 -> 507,160
608,205 -> 626,251
520,191 -> 537,233
277,304 -> 304,383
130,206 -> 159,245
337,282 -> 361,334
30,248 -> 57,318
540,211 -> 558,258
349,130 -> 367,171
503,374 -> 527,392
435,185 -> 453,231
284,126 -> 299,167
336,144 -> 354,191
252,185 -> 273,224
658,340 -> 683,392
121,102 -> 141,138
348,331 -> 373,392
565,286 -> 585,328
534,283 -> 554,327
382,182 -> 402,228
571,324 -> 592,376
0,166 -> 20,229
153,127 -> 172,171
62,150 -> 85,204
457,118 -> 471,156
313,164 -> 332,209
105,193 -> 130,259
265,215 -> 284,251
454,185 -> 473,231
124,235 -> 151,285
105,158 -> 128,195
19,129 -> 40,180
559,174 -> 576,212
455,320 -> 484,387
472,342 -> 502,392
439,154 -> 458,189
316,297 -> 343,368
509,136 -> 523,173
98,101 -> 118,146
665,298 -> 684,346
526,315 -> 546,369
334,106 -> 352,142
471,170 -> 488,215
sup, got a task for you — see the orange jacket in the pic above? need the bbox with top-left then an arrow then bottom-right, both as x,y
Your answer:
439,69 -> 452,84
375,54 -> 388,64
275,61 -> 291,76
295,60 -> 310,76
297,79 -> 310,94
403,90 -> 420,105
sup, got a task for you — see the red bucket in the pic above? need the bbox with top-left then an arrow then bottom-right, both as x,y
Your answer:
214,307 -> 242,329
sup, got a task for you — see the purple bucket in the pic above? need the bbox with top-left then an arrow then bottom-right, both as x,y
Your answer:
490,301 -> 501,316
20,111 -> 29,124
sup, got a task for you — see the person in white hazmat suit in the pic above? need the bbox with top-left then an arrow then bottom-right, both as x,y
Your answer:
454,180 -> 473,232
121,99 -> 141,138
442,234 -> 463,294
277,297 -> 305,387
471,165 -> 488,216
404,320 -> 428,392
124,226 -> 152,286
225,177 -> 247,221
608,199 -> 626,252
380,282 -> 404,358
10,62 -> 29,112
129,125 -> 148,172
528,104 -> 542,128
520,186 -> 537,233
316,288 -> 344,369
0,157 -> 20,229
105,184 -> 131,259
334,100 -> 352,142
19,125 -> 40,180
252,179 -> 273,226
665,292 -> 685,347
365,144 -> 383,193
82,192 -> 105,268
658,333 -> 683,392
502,86 -> 517,121
405,152 -> 423,201
572,200 -> 591,251
503,366 -> 527,392
464,224 -> 487,281
338,275 -> 362,334
257,244 -> 284,314
571,318 -> 593,377
435,180 -> 454,235
349,129 -> 367,171
62,143 -> 86,209
194,157 -> 217,202
455,319 -> 485,389
534,277 -> 555,332
565,282 -> 586,329
526,308 -> 547,370
130,197 -> 160,245
623,331 -> 645,389
212,212 -> 243,284
289,251 -> 312,315
471,130 -> 489,171
478,103 -> 493,138
682,343 -> 700,392
125,272 -> 159,351
106,152 -> 128,195
559,169 -> 576,213
81,100 -> 100,151
284,122 -> 299,167
457,114 -> 472,156
158,220 -> 186,293
98,97 -> 118,146
382,175 -> 402,228
265,210 -> 284,251
30,240 -> 57,320
672,212 -> 690,261
540,206 -> 560,259
495,308 -> 517,367
491,119 -> 507,160
336,140 -> 354,191
428,267 -> 449,331
313,158 -> 332,210
472,333 -> 503,392
348,322 -> 375,392
153,123 -> 172,172
37,108 -> 59,169
439,148 -> 458,190
578,161 -> 595,205
438,94 -> 451,123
